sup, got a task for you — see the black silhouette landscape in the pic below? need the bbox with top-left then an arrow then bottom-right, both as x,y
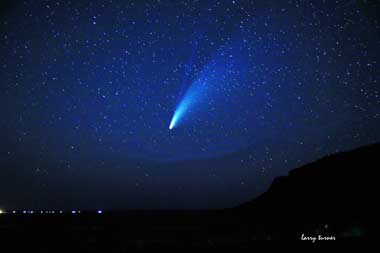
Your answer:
0,143 -> 375,249
1,0 -> 379,250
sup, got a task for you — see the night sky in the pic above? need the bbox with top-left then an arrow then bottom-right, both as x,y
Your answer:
1,0 -> 379,210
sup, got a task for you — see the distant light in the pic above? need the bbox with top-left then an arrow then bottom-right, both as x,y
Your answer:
23,211 -> 27,214
71,211 -> 76,214
0,210 -> 3,214
97,210 -> 103,214
12,211 -> 16,214
59,211 -> 63,214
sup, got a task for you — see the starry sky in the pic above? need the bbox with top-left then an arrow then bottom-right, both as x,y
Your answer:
0,0 -> 380,210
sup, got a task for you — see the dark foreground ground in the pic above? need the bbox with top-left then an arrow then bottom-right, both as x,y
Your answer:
0,143 -> 376,250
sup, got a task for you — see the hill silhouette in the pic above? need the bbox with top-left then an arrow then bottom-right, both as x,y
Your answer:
0,143 -> 375,249
232,142 -> 376,239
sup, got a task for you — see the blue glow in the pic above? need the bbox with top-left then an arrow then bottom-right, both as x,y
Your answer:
169,39 -> 245,130
169,117 -> 176,129
169,94 -> 194,129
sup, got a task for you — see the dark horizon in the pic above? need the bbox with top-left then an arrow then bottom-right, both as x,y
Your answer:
0,141 -> 374,246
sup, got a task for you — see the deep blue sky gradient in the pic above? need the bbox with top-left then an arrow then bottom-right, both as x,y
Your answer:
0,0 -> 379,209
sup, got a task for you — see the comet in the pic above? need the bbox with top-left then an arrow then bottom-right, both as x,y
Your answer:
169,118 -> 175,130
169,37 -> 246,130
169,92 -> 194,129
169,35 -> 201,130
